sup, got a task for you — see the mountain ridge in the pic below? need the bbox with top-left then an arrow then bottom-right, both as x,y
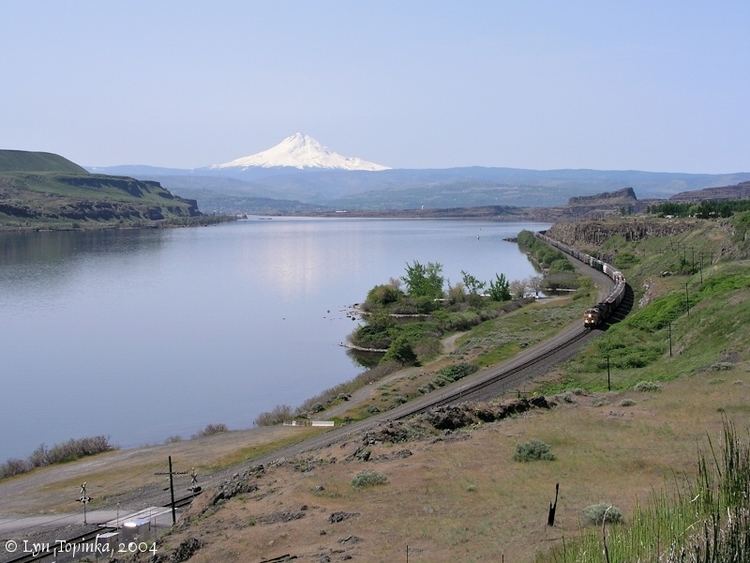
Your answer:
210,132 -> 389,171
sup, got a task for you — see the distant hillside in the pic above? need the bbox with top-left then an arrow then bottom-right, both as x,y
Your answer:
90,163 -> 750,213
0,150 -> 202,230
0,150 -> 88,174
670,181 -> 750,202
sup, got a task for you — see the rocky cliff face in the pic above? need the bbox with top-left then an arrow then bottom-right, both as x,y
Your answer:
558,187 -> 645,219
548,218 -> 700,246
568,187 -> 638,206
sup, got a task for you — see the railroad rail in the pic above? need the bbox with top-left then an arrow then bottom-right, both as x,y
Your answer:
398,328 -> 591,418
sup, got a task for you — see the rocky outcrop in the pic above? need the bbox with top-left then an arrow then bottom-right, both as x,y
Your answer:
548,218 -> 700,246
422,396 -> 553,430
0,167 -> 201,229
151,537 -> 203,563
361,396 -> 554,445
568,187 -> 638,207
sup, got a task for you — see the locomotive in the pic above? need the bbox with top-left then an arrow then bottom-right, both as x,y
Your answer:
533,232 -> 626,328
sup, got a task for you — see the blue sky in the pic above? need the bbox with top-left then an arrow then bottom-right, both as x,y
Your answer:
1,0 -> 748,172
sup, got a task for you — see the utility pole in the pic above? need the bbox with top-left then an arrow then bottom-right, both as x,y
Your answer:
691,247 -> 695,272
668,321 -> 673,357
78,482 -> 92,525
606,355 -> 611,391
699,253 -> 704,284
155,456 -> 187,525
547,483 -> 560,526
685,283 -> 690,317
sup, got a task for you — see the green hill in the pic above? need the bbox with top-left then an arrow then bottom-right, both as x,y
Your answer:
0,149 -> 88,174
0,150 -> 203,230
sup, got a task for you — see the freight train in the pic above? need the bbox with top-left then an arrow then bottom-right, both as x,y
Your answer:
534,232 -> 626,328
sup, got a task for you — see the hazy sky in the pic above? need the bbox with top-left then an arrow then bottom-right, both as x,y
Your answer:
1,1 -> 748,172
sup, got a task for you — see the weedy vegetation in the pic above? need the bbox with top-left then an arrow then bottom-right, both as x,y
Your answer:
351,470 -> 389,489
0,435 -> 115,480
514,440 -> 555,462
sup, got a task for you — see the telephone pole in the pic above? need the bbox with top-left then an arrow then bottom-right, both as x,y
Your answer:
155,456 -> 187,525
606,355 -> 611,391
668,321 -> 673,357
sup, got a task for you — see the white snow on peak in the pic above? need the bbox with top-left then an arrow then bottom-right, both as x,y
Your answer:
211,132 -> 389,171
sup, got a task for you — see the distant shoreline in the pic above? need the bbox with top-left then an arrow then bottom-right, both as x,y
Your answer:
0,214 -> 235,234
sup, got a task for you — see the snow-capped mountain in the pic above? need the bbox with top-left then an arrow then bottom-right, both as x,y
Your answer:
210,132 -> 389,171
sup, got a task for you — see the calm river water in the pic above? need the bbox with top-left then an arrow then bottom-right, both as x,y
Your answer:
0,218 -> 548,458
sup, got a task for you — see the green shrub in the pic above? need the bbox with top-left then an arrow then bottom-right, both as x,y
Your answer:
1,435 -> 115,480
365,284 -> 403,309
620,399 -> 636,407
614,252 -> 640,269
192,423 -> 228,438
582,503 -> 624,526
420,363 -> 479,394
634,381 -> 662,392
513,440 -> 555,462
383,335 -> 418,365
254,405 -> 294,426
351,470 -> 388,489
438,363 -> 478,381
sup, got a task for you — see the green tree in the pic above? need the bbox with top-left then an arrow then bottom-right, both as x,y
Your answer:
488,273 -> 511,301
401,261 -> 444,299
461,270 -> 486,295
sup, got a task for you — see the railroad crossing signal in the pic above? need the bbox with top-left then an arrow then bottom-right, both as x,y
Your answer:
155,456 -> 188,525
77,482 -> 93,524
189,467 -> 201,493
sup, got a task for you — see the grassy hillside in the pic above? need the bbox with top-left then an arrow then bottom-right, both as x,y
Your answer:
0,149 -> 87,174
0,150 -> 204,230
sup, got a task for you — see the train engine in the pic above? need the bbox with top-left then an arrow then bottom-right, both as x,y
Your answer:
583,306 -> 602,328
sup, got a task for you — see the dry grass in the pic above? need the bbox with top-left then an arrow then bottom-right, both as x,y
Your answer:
0,426 -> 315,514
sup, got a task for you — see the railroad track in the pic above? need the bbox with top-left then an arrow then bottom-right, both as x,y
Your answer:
398,328 -> 591,418
2,493 -> 201,563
